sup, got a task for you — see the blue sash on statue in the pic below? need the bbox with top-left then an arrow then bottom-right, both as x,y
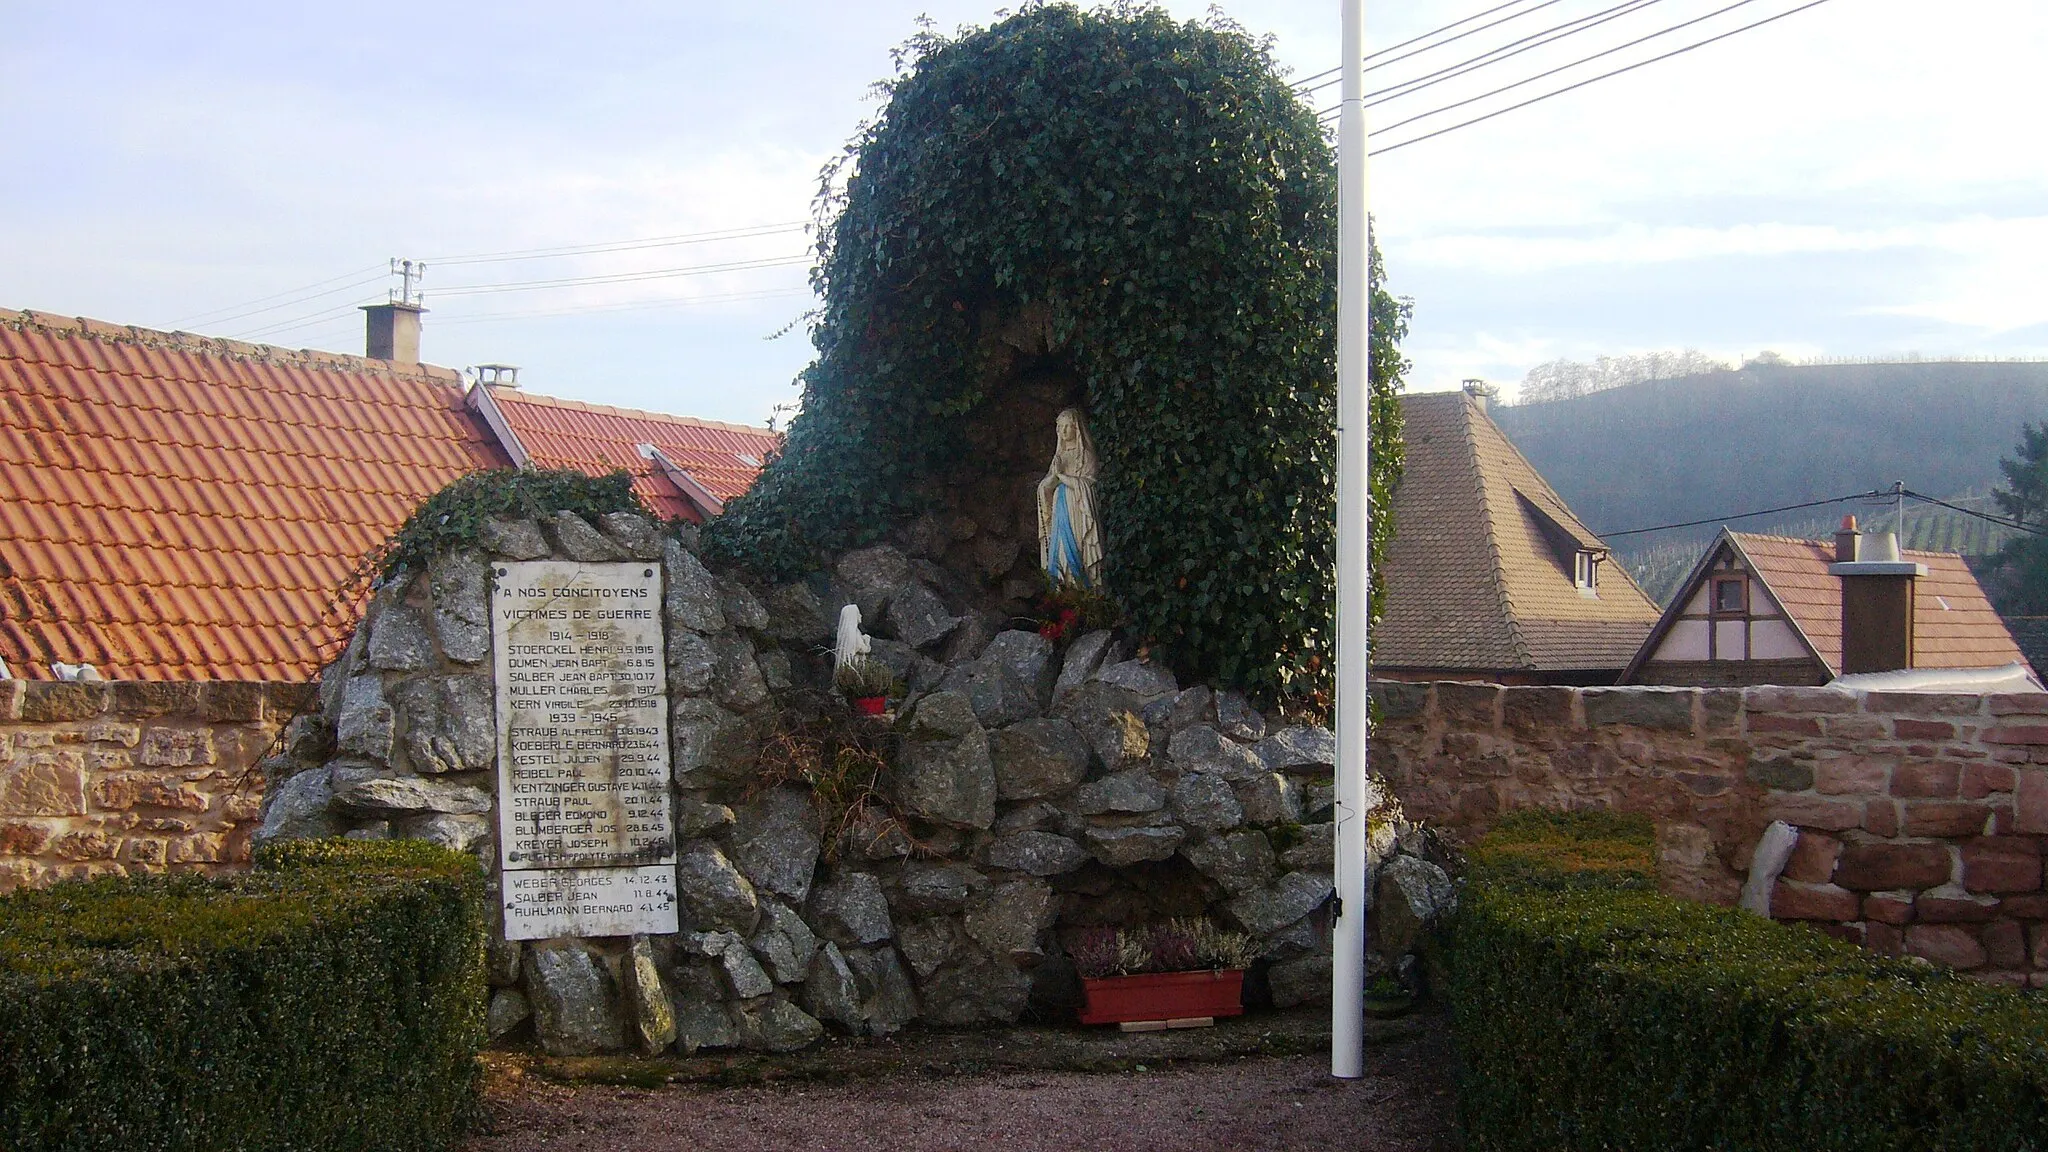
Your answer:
1048,484 -> 1090,588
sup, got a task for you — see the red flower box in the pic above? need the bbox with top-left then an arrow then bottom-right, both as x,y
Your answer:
852,696 -> 888,716
1077,969 -> 1246,1026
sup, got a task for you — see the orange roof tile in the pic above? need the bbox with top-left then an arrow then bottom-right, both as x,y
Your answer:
1726,532 -> 2027,674
1378,391 -> 1662,677
480,387 -> 779,523
0,308 -> 510,680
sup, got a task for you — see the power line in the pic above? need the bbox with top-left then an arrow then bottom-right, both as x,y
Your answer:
1365,0 -> 1841,156
1353,0 -> 1677,109
229,297 -> 382,341
424,220 -> 807,266
1303,0 -> 1576,95
430,254 -> 811,298
1329,0 -> 1769,124
1292,0 -> 1548,89
170,266 -> 389,329
1598,489 -> 1890,539
1905,489 -> 2048,538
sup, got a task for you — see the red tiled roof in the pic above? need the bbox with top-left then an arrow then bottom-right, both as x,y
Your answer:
481,388 -> 779,523
1378,391 -> 1662,676
1728,532 -> 2027,673
0,309 -> 510,680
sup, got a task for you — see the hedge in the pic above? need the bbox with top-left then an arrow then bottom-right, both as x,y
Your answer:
0,839 -> 487,1152
1449,810 -> 2048,1151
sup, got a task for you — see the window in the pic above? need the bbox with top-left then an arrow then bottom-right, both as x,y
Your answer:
1713,576 -> 1747,614
1574,550 -> 1598,593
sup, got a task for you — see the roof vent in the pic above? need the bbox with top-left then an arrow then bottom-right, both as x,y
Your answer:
1461,378 -> 1496,413
475,364 -> 520,389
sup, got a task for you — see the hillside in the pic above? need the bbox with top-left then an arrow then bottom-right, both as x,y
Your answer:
1489,362 -> 2048,602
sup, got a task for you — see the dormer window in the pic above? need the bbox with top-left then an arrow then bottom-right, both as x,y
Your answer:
1574,549 -> 1599,594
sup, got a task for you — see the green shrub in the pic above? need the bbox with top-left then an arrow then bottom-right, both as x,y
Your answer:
0,839 -> 487,1152
1450,811 -> 2048,1151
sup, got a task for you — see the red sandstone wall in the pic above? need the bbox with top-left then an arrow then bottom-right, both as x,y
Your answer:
0,680 -> 309,893
1371,680 -> 2048,987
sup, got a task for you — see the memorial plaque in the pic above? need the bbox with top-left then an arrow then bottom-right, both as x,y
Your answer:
492,560 -> 676,940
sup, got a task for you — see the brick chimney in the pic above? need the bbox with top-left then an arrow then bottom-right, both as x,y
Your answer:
1829,528 -> 1926,674
361,302 -> 425,364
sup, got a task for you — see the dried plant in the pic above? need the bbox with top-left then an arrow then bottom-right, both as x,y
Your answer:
1068,919 -> 1261,978
833,656 -> 902,699
1068,927 -> 1125,979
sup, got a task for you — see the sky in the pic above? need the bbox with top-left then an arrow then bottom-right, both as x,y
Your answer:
4,0 -> 2045,425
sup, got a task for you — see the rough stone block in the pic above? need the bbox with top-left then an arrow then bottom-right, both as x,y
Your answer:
1962,838 -> 2042,894
1865,799 -> 1900,837
1904,924 -> 1986,970
1865,691 -> 1984,716
1915,893 -> 1999,923
111,682 -> 200,718
1745,686 -> 1856,714
1499,686 -> 1575,734
1436,682 -> 1503,729
1766,794 -> 1862,832
22,683 -> 108,723
1082,825 -> 1185,867
1962,762 -> 2017,800
1901,802 -> 1990,838
1863,892 -> 1914,925
1748,713 -> 1823,737
2016,770 -> 2048,834
1985,726 -> 2048,746
1746,755 -> 1814,791
1815,755 -> 1891,795
1988,693 -> 2048,716
524,944 -> 628,1056
1981,920 -> 2027,969
1781,831 -> 1842,884
0,755 -> 88,816
1834,842 -> 1952,891
989,718 -> 1090,801
1770,880 -> 1859,921
1891,760 -> 1961,799
1893,719 -> 1956,741
1369,681 -> 1428,723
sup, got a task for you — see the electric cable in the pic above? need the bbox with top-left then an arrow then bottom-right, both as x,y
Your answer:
1353,0 -> 1679,107
1363,0 -> 1840,155
1598,488 -> 1890,539
1904,490 -> 2048,537
1292,0 -> 1550,89
171,269 -> 390,329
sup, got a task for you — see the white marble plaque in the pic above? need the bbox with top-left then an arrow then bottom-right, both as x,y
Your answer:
502,865 -> 679,941
492,560 -> 675,939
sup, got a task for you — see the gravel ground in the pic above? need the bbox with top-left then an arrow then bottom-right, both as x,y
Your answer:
466,1010 -> 1459,1152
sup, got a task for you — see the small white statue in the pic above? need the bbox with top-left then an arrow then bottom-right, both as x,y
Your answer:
834,603 -> 871,673
1036,407 -> 1104,588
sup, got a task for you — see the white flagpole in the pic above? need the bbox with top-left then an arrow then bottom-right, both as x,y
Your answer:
1331,0 -> 1370,1081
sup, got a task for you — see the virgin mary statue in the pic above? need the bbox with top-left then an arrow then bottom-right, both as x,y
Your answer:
1036,408 -> 1104,588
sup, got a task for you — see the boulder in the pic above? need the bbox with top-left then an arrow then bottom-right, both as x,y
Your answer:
895,916 -> 963,980
980,830 -> 1088,877
806,871 -> 894,946
394,674 -> 494,775
918,956 -> 1031,1026
990,718 -> 1091,801
1171,772 -> 1245,831
727,787 -> 822,905
846,946 -> 920,1035
1237,773 -> 1303,825
367,602 -> 435,673
480,517 -> 549,560
671,698 -> 758,784
837,545 -> 913,597
1267,952 -> 1334,1009
886,582 -> 962,650
895,692 -> 996,830
1166,725 -> 1265,782
716,936 -> 775,1000
1083,825 -> 1186,867
675,842 -> 760,935
598,511 -> 665,559
749,900 -> 821,984
1165,686 -> 1215,732
761,582 -> 834,644
733,999 -> 825,1053
627,936 -> 678,1054
1228,871 -> 1336,937
942,613 -> 1003,665
1215,690 -> 1267,741
428,549 -> 491,664
981,631 -> 1057,706
1373,854 -> 1456,960
674,1001 -> 741,1055
523,944 -> 628,1056
1182,830 -> 1278,895
1280,822 -> 1335,874
663,539 -> 728,634
993,801 -> 1062,835
394,812 -> 490,852
963,879 -> 1057,965
335,677 -> 395,764
890,861 -> 985,916
1072,769 -> 1167,816
709,633 -> 771,713
253,766 -> 340,843
1055,681 -> 1150,773
545,511 -> 626,562
1257,726 -> 1337,773
666,629 -> 718,697
487,988 -> 531,1039
940,660 -> 1041,729
487,937 -> 523,987
1094,659 -> 1177,699
675,796 -> 736,838
330,765 -> 491,817
868,637 -> 945,694
717,579 -> 770,631
800,942 -> 863,1032
1052,630 -> 1118,703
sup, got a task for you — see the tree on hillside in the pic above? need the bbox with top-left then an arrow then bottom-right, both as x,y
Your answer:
1987,422 -> 2048,613
1517,348 -> 1731,404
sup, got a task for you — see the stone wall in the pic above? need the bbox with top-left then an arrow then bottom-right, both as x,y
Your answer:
1371,680 -> 2048,986
0,679 -> 305,892
259,511 -> 1448,1057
